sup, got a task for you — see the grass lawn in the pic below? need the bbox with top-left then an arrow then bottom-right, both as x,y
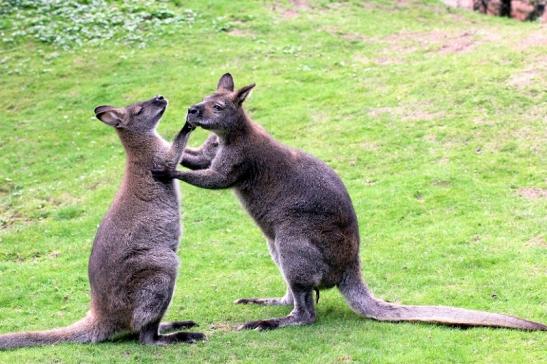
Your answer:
0,0 -> 545,362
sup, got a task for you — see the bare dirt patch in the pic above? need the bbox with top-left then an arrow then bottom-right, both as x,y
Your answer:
526,236 -> 547,248
289,0 -> 310,8
517,187 -> 547,199
516,25 -> 547,50
228,29 -> 255,37
209,323 -> 234,332
507,56 -> 547,89
507,70 -> 540,88
329,28 -> 484,64
360,141 -> 379,152
382,30 -> 478,59
274,0 -> 310,19
438,32 -> 476,54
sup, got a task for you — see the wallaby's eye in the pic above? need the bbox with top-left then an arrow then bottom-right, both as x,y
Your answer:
135,106 -> 143,115
213,104 -> 224,111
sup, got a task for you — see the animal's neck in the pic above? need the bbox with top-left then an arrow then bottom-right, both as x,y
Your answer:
216,112 -> 263,145
115,130 -> 164,202
116,129 -> 160,164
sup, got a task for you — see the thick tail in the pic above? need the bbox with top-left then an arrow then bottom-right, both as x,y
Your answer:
338,269 -> 546,330
0,311 -> 108,350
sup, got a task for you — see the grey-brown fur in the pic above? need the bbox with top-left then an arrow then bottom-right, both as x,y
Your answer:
156,74 -> 546,331
0,96 -> 204,349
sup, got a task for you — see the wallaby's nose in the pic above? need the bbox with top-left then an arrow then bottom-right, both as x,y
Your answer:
188,105 -> 200,115
155,95 -> 164,101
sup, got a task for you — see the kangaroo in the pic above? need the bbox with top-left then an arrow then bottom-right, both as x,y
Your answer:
155,74 -> 546,332
0,96 -> 205,349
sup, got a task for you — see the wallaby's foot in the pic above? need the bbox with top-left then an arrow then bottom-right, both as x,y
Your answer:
237,284 -> 317,330
139,322 -> 205,345
235,290 -> 294,306
140,331 -> 206,345
159,320 -> 198,334
237,314 -> 315,331
235,297 -> 292,306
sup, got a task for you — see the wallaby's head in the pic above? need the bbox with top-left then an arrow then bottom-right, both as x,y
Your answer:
94,96 -> 168,133
186,73 -> 255,133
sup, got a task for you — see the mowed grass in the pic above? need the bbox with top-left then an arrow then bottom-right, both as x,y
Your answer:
0,0 -> 546,362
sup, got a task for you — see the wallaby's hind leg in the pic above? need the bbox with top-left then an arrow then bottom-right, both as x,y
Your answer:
235,239 -> 294,306
132,274 -> 205,345
237,236 -> 324,330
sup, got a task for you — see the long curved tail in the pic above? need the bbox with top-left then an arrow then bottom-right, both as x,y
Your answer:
338,269 -> 546,330
0,311 -> 109,350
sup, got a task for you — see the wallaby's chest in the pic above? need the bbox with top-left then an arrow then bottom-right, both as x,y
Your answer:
234,183 -> 279,240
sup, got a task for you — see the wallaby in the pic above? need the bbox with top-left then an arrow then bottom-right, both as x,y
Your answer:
0,96 -> 205,349
155,74 -> 546,331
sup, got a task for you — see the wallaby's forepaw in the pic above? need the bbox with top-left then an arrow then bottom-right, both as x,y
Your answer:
183,120 -> 197,132
237,319 -> 280,331
152,169 -> 175,181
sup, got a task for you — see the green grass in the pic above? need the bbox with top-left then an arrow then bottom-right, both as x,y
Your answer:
1,0 -> 546,362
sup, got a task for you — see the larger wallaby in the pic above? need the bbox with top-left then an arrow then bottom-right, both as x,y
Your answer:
155,74 -> 546,331
0,96 -> 204,349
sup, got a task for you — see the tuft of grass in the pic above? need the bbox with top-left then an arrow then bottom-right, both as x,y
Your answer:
0,0 -> 545,363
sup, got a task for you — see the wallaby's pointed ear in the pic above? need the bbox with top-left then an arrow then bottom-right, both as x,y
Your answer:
235,83 -> 255,106
94,106 -> 127,128
217,73 -> 234,92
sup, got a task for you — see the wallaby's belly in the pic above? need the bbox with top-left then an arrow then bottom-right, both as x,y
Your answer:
88,185 -> 181,320
235,155 -> 360,274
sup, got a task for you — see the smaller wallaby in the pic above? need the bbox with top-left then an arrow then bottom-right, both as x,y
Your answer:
155,74 -> 546,332
0,96 -> 204,349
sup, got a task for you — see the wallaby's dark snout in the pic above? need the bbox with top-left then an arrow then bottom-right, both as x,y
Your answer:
186,104 -> 204,129
188,105 -> 200,115
186,103 -> 207,128
153,95 -> 167,107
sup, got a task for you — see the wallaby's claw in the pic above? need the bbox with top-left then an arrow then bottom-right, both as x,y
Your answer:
237,319 -> 280,331
183,332 -> 206,343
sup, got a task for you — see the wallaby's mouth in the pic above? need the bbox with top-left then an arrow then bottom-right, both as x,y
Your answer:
157,104 -> 167,117
186,113 -> 200,128
186,116 -> 198,128
152,97 -> 168,119
186,118 -> 211,130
